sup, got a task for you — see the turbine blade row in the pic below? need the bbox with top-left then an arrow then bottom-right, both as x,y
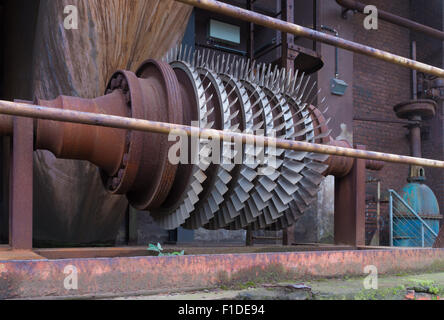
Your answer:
152,46 -> 330,232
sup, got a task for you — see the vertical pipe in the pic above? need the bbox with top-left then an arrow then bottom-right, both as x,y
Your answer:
421,223 -> 425,247
335,46 -> 339,78
410,121 -> 422,158
321,25 -> 340,78
376,181 -> 381,244
412,41 -> 417,100
409,44 -> 422,161
389,191 -> 394,247
313,0 -> 318,51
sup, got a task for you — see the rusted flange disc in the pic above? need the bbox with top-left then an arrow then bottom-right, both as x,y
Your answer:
393,99 -> 437,120
150,61 -> 200,217
101,70 -> 144,194
124,60 -> 183,210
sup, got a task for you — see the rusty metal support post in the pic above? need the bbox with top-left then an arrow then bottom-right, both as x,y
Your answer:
128,207 -> 138,245
0,136 -> 10,243
9,116 -> 33,250
282,0 -> 295,72
245,227 -> 253,246
247,0 -> 254,61
282,226 -> 295,246
334,145 -> 366,246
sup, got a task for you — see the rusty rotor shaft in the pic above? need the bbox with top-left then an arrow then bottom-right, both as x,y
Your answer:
176,0 -> 444,78
35,92 -> 128,177
0,100 -> 443,169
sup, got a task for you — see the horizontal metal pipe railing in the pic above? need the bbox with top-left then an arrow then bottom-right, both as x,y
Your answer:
176,0 -> 444,78
0,100 -> 443,169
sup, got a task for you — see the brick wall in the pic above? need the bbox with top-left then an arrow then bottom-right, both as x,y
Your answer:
412,0 -> 444,231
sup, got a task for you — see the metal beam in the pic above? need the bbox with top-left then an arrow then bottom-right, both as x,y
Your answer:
0,100 -> 443,169
175,0 -> 444,78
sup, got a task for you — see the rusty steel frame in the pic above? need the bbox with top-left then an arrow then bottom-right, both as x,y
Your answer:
335,145 -> 366,246
175,0 -> 444,78
0,100 -> 443,169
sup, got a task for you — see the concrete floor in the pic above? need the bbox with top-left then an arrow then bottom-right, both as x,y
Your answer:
104,271 -> 444,300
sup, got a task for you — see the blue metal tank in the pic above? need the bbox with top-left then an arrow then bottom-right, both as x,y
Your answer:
394,182 -> 441,247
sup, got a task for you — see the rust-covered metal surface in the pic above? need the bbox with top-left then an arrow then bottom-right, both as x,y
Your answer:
0,248 -> 443,299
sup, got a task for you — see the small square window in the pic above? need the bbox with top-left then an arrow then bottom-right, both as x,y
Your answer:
208,19 -> 241,45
